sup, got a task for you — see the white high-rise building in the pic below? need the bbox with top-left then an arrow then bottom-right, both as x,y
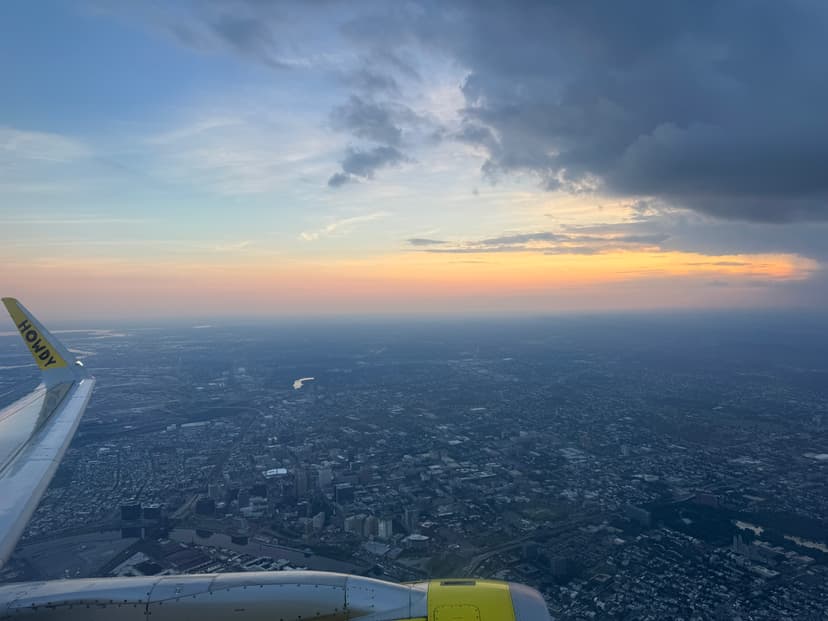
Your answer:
378,518 -> 393,540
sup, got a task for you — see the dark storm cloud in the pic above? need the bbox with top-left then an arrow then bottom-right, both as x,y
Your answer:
350,0 -> 828,221
146,1 -> 828,220
564,211 -> 828,259
331,96 -> 404,146
614,234 -> 671,245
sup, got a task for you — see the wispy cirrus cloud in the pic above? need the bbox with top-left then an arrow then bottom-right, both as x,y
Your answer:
145,117 -> 244,146
0,126 -> 89,163
142,109 -> 340,195
301,211 -> 389,241
213,240 -> 253,252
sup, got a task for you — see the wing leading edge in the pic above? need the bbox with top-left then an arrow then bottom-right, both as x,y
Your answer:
0,298 -> 95,567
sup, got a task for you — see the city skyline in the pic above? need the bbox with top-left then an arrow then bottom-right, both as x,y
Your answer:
2,315 -> 826,617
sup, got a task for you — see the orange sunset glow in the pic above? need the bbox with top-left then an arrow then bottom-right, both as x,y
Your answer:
1,248 -> 816,320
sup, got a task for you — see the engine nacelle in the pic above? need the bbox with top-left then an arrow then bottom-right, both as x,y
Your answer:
0,571 -> 550,621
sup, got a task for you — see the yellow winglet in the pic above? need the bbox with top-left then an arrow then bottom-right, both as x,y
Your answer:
2,298 -> 69,370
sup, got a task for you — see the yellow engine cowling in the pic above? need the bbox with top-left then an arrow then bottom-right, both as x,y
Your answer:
422,579 -> 550,621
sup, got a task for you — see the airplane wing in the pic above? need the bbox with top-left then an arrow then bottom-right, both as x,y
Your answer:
0,299 -> 552,620
0,298 -> 95,567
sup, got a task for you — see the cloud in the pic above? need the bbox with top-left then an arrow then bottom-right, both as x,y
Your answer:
407,238 -> 447,246
417,229 -> 670,254
340,1 -> 828,221
209,13 -> 286,68
300,211 -> 389,241
146,117 -> 243,146
478,232 -> 566,245
154,2 -> 314,69
331,95 -> 404,146
0,126 -> 89,162
344,68 -> 401,95
564,209 -> 828,260
425,245 -> 532,254
213,240 -> 253,252
124,1 -> 828,221
328,94 -> 435,187
328,145 -> 408,186
613,233 -> 670,245
142,108 -> 340,195
687,260 -> 750,267
542,247 -> 601,256
327,172 -> 352,187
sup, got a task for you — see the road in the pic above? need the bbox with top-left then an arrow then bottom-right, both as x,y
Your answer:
462,513 -> 603,575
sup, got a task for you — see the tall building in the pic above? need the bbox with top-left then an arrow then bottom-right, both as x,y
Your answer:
142,504 -> 162,521
120,503 -> 141,521
363,515 -> 379,538
317,468 -> 333,489
335,483 -> 355,505
378,518 -> 393,541
403,507 -> 419,533
344,514 -> 366,536
295,468 -> 310,497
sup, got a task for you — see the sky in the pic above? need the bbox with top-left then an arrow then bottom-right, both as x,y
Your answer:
2,0 -> 828,320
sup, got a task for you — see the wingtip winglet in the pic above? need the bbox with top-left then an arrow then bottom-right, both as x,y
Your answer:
2,298 -> 82,382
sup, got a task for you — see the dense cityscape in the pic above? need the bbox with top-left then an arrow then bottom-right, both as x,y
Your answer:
1,314 -> 827,620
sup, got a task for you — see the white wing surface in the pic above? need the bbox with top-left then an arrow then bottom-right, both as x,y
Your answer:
0,298 -> 95,567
